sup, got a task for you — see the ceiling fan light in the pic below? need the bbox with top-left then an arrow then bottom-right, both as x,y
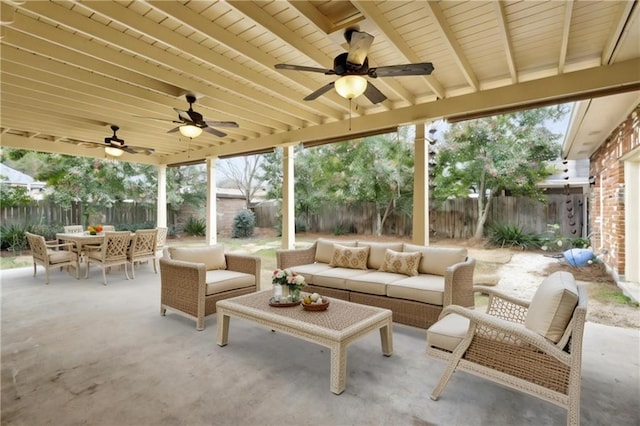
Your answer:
334,75 -> 367,100
179,124 -> 203,138
104,146 -> 124,157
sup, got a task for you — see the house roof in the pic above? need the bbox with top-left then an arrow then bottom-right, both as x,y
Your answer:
1,1 -> 638,165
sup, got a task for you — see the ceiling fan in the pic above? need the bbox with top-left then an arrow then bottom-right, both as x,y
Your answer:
275,29 -> 434,104
136,94 -> 239,138
78,125 -> 154,156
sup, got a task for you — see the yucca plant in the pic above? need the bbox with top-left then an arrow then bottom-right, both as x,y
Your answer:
487,223 -> 539,249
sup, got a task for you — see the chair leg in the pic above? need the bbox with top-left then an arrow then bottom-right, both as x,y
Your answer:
123,263 -> 130,280
130,262 -> 135,279
32,262 -> 37,277
153,259 -> 158,274
85,260 -> 90,279
430,329 -> 475,401
44,266 -> 50,285
102,266 -> 107,285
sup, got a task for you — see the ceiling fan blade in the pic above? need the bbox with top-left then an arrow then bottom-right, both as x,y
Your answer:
370,62 -> 434,78
363,81 -> 387,104
205,120 -> 239,128
78,142 -> 101,148
203,126 -> 227,137
173,108 -> 192,123
123,146 -> 155,155
275,63 -> 335,75
346,31 -> 374,65
167,126 -> 181,134
304,82 -> 335,101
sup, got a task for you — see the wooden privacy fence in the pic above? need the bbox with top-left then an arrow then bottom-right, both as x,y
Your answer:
253,194 -> 585,239
0,201 -> 156,227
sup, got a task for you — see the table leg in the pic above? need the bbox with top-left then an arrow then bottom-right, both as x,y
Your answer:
217,311 -> 230,347
330,343 -> 347,395
380,321 -> 393,356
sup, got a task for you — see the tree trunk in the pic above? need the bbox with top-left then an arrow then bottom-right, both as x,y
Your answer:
474,195 -> 492,240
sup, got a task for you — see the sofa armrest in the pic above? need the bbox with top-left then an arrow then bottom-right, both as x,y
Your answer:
276,241 -> 317,269
159,258 -> 207,313
442,256 -> 476,308
225,253 -> 261,288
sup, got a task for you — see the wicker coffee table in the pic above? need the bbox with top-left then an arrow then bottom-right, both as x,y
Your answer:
216,290 -> 393,394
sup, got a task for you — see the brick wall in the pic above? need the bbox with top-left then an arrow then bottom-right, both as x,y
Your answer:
589,104 -> 640,279
171,196 -> 248,237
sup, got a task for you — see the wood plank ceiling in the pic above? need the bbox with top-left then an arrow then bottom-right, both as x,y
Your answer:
1,0 -> 639,166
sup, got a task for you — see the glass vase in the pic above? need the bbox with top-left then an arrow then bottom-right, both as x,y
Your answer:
290,287 -> 301,303
281,284 -> 290,301
272,283 -> 282,302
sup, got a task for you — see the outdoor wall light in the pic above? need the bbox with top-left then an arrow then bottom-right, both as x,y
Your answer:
334,75 -> 367,100
104,146 -> 124,157
179,124 -> 203,138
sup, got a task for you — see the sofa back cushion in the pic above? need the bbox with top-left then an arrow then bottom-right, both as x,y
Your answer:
403,244 -> 467,276
329,244 -> 370,270
315,238 -> 357,264
525,271 -> 578,343
167,245 -> 227,271
357,241 -> 404,270
379,249 -> 421,276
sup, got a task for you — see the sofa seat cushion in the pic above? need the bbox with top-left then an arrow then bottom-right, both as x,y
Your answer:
289,263 -> 333,283
386,274 -> 445,305
403,244 -> 467,276
168,245 -> 227,271
205,270 -> 255,296
525,271 -> 578,343
427,313 -> 470,352
315,238 -> 356,263
357,241 -> 404,270
346,271 -> 407,296
313,268 -> 373,290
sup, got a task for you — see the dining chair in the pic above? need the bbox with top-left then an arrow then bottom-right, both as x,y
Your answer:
84,231 -> 132,285
127,228 -> 158,278
25,232 -> 79,284
63,225 -> 84,233
101,225 -> 116,232
155,227 -> 168,252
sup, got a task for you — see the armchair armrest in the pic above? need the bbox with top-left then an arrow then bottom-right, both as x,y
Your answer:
45,241 -> 76,251
276,242 -> 317,269
442,256 -> 475,307
225,253 -> 261,288
439,304 -> 571,364
159,258 -> 207,314
473,285 -> 530,323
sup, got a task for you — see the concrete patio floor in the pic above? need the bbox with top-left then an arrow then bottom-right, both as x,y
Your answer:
1,263 -> 639,426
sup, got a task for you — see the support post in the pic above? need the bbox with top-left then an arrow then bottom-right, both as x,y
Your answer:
156,164 -> 167,228
282,145 -> 296,249
206,156 -> 217,245
413,123 -> 430,246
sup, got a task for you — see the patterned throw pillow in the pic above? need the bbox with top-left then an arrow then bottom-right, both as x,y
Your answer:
379,249 -> 421,276
329,244 -> 370,270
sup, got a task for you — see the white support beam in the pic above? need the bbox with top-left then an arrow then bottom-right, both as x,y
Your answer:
412,123 -> 429,246
157,164 -> 167,228
281,145 -> 296,250
558,1 -> 574,74
206,157 -> 218,245
493,1 -> 517,83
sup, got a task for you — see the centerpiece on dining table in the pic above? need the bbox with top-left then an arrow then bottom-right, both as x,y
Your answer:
87,225 -> 103,235
270,268 -> 306,306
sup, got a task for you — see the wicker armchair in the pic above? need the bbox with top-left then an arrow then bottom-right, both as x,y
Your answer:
427,271 -> 587,426
160,246 -> 261,330
25,232 -> 79,284
85,231 -> 132,285
127,228 -> 158,278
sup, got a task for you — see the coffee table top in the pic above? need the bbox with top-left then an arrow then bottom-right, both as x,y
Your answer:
217,290 -> 392,340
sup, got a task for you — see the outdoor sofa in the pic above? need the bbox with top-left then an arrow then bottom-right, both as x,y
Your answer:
160,245 -> 261,330
276,238 -> 475,329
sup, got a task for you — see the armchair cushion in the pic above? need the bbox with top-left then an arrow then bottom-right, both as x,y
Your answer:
378,249 -> 421,276
315,238 -> 356,263
329,244 -> 369,270
403,244 -> 467,275
168,245 -> 227,271
205,270 -> 256,295
525,271 -> 578,343
426,313 -> 470,352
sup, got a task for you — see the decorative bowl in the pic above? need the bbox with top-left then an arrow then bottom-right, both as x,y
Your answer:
302,297 -> 330,311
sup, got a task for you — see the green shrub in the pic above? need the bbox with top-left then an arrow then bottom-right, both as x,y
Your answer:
184,216 -> 206,236
232,210 -> 255,238
488,224 -> 539,249
295,217 -> 307,233
0,224 -> 28,254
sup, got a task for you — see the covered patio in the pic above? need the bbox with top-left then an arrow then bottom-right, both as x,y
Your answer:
1,265 -> 639,425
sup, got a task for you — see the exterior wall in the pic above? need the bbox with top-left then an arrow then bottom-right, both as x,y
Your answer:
589,104 -> 640,280
174,196 -> 246,237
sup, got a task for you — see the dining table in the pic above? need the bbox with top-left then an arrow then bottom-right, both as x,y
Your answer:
55,232 -> 109,253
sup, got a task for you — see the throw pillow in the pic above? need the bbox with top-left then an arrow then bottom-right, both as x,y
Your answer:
169,245 -> 227,271
379,249 -> 421,276
329,244 -> 369,270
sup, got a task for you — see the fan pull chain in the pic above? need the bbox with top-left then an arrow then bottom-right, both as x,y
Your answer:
348,98 -> 352,131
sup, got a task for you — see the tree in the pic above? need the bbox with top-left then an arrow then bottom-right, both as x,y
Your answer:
217,155 -> 266,209
432,106 -> 568,240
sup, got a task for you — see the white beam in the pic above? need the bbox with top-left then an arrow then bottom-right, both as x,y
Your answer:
206,156 -> 217,245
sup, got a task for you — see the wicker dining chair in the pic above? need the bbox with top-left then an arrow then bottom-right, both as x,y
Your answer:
426,271 -> 587,426
101,225 -> 116,232
127,228 -> 158,278
84,231 -> 132,285
25,232 -> 79,284
155,227 -> 168,252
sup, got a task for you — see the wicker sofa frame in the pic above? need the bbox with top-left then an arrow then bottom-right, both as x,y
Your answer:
159,253 -> 260,330
277,241 -> 475,329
